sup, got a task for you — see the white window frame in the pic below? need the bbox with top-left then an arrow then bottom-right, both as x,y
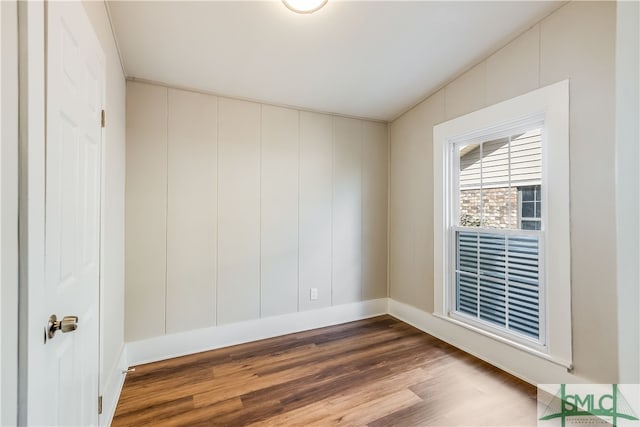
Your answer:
433,80 -> 572,369
449,120 -> 546,352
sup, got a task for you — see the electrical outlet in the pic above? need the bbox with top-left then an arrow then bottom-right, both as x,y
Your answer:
310,288 -> 318,301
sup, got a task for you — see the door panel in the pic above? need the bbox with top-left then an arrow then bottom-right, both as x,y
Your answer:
41,2 -> 104,425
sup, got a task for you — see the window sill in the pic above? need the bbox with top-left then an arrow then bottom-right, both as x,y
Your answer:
432,312 -> 573,371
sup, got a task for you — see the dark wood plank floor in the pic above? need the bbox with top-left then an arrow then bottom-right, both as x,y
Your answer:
112,316 -> 537,426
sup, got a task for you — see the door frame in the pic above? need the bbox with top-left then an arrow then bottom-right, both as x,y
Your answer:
1,0 -> 20,425
17,1 -> 106,424
18,0 -> 47,423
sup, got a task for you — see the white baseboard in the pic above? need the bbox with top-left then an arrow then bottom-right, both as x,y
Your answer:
99,345 -> 128,427
387,299 -> 587,386
127,298 -> 389,367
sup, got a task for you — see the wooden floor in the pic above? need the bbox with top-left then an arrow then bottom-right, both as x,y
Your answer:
113,316 -> 537,426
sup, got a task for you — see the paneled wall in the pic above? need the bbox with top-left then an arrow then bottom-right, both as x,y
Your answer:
125,83 -> 167,340
166,89 -> 217,333
389,1 -> 617,382
125,81 -> 388,341
298,112 -> 333,311
217,98 -> 261,324
332,117 -> 363,305
261,105 -> 299,317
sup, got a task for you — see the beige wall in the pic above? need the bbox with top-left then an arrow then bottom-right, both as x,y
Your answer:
125,81 -> 388,341
389,1 -> 618,382
82,0 -> 127,402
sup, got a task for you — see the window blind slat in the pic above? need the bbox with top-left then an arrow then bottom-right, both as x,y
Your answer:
457,272 -> 478,316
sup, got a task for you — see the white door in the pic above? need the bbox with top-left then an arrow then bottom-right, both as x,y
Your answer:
40,2 -> 105,425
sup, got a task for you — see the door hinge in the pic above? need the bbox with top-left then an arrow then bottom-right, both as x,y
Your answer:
98,395 -> 103,415
101,109 -> 106,128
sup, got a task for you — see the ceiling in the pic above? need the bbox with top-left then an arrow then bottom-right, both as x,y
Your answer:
107,1 -> 564,121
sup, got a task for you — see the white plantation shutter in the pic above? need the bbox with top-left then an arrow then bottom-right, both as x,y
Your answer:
506,235 -> 541,337
455,231 -> 541,340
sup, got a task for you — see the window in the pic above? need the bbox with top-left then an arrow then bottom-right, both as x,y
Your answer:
433,81 -> 572,368
454,128 -> 544,344
519,185 -> 541,230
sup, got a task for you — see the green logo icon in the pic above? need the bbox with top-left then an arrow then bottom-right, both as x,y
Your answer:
539,384 -> 639,427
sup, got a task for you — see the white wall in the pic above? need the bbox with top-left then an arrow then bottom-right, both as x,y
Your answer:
82,0 -> 127,415
1,1 -> 19,424
389,1 -> 619,383
125,81 -> 388,341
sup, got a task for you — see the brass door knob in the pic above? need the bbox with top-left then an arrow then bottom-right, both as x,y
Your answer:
47,314 -> 79,339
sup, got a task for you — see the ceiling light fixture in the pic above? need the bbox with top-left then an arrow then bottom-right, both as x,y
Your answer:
282,0 -> 328,14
